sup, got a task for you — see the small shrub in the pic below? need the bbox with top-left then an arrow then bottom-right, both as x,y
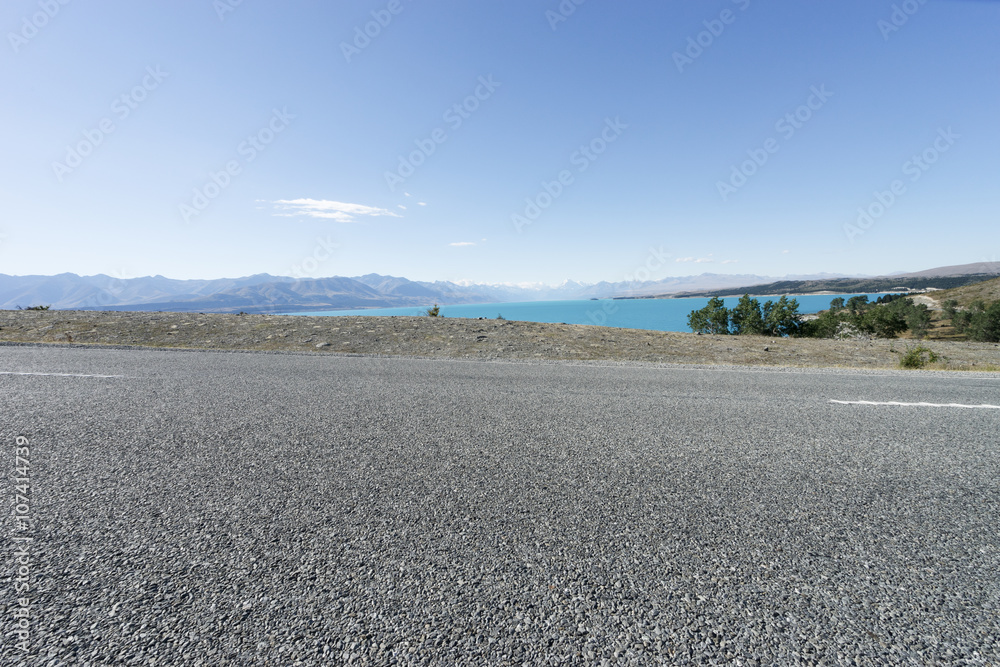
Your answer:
19,305 -> 51,311
496,313 -> 505,320
835,321 -> 865,340
899,345 -> 939,369
425,304 -> 440,317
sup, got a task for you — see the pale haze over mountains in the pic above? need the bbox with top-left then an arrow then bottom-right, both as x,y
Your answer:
3,262 -> 999,314
0,270 -> 846,313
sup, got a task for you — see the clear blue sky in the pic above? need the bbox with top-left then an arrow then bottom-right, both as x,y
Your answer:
2,0 -> 997,284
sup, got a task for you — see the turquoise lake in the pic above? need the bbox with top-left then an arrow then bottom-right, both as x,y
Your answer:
289,293 -> 889,333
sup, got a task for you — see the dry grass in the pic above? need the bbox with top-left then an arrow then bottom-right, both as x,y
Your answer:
932,276 -> 1000,307
3,309 -> 1000,372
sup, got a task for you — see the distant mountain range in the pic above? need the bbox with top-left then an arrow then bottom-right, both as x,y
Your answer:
0,271 -> 840,313
1,262 -> 996,313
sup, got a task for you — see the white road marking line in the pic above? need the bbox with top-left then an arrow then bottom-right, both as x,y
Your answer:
830,399 -> 1000,409
0,371 -> 124,378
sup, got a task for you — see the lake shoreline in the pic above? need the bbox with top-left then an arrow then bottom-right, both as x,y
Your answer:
284,293 -> 890,332
2,309 -> 998,371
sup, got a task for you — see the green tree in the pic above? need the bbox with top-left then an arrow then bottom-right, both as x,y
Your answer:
846,295 -> 869,314
953,300 -> 987,335
730,294 -> 765,335
961,300 -> 1000,342
687,297 -> 730,335
856,306 -> 907,338
799,309 -> 845,338
879,297 -> 930,339
799,296 -> 855,338
762,296 -> 802,336
952,303 -> 973,334
904,303 -> 932,339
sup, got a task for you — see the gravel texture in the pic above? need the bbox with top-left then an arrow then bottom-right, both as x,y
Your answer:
3,309 -> 1000,370
2,345 -> 999,665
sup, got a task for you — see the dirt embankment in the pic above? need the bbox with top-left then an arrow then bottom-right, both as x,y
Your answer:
2,309 -> 1000,370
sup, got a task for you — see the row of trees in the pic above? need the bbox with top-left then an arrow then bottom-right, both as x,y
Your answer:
944,299 -> 1000,342
687,295 -> 803,336
799,294 -> 931,339
687,294 -> 932,339
688,292 -> 1000,341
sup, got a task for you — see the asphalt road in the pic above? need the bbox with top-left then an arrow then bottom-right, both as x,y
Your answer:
2,345 -> 999,665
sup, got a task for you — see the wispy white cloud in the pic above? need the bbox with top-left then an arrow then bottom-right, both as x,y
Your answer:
418,202 -> 427,206
449,241 -> 476,247
271,199 -> 401,222
397,204 -> 407,210
676,255 -> 714,264
721,259 -> 738,264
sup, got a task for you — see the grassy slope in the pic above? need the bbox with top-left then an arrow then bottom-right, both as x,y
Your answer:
931,276 -> 1000,307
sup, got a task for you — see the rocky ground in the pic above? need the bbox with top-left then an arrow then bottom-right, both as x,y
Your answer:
3,309 -> 1000,371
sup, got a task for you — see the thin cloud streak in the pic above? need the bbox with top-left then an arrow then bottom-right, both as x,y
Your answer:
272,199 -> 401,222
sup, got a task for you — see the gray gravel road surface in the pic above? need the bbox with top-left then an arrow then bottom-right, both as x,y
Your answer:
2,345 -> 999,665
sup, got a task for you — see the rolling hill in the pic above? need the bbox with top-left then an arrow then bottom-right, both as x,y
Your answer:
666,262 -> 1000,299
931,276 -> 1000,307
